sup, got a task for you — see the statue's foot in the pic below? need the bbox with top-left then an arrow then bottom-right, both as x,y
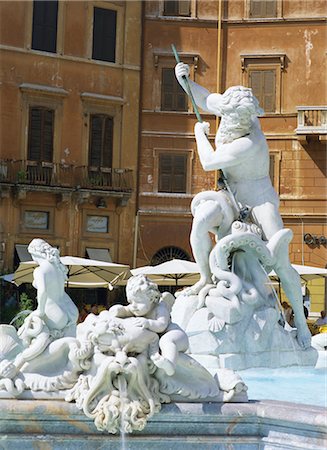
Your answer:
151,353 -> 175,376
295,325 -> 312,349
176,278 -> 211,298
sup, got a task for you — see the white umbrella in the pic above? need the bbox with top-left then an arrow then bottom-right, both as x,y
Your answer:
130,259 -> 200,286
269,264 -> 327,282
13,256 -> 130,289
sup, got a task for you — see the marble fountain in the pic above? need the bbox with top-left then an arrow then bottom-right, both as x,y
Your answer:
0,67 -> 325,449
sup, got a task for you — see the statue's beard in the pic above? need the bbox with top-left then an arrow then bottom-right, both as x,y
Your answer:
216,115 -> 252,144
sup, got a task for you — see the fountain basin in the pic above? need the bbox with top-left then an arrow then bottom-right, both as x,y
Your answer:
0,398 -> 325,449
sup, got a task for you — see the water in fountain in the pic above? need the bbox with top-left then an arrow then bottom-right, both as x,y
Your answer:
117,374 -> 127,450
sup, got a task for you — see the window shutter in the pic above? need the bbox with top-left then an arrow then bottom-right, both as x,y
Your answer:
265,1 -> 277,17
89,115 -> 103,167
269,154 -> 275,185
89,115 -> 113,168
103,116 -> 113,167
161,68 -> 187,111
43,109 -> 54,161
249,69 -> 276,113
158,153 -> 187,193
28,107 -> 54,162
179,1 -> 191,16
250,0 -> 276,18
92,8 -> 117,63
249,0 -> 263,18
163,1 -> 178,15
32,0 -> 58,53
28,108 -> 42,161
249,70 -> 263,106
263,70 -> 276,112
172,155 -> 187,192
159,154 -> 173,192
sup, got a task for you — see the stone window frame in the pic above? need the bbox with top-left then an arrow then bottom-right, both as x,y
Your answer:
20,205 -> 54,235
241,54 -> 286,114
159,0 -> 197,18
81,209 -> 115,240
80,92 -> 124,168
86,1 -> 124,66
24,1 -> 65,54
153,148 -> 194,195
244,0 -> 283,19
19,83 -> 68,163
153,52 -> 199,113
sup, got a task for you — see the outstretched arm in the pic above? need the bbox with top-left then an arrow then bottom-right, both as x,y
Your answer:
194,122 -> 256,171
175,63 -> 211,112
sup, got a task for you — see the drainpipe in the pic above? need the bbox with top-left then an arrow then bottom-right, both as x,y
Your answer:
132,0 -> 145,269
214,0 -> 222,190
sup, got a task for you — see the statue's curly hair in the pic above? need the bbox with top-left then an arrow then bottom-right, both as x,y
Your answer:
219,86 -> 263,118
126,275 -> 161,304
215,86 -> 264,144
28,238 -> 68,278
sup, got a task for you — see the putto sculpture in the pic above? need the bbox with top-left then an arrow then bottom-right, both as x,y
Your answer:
171,61 -> 317,370
0,241 -> 247,434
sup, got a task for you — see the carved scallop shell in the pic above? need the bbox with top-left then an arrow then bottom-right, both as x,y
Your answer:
0,325 -> 23,361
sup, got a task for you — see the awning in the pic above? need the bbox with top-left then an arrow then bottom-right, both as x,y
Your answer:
15,244 -> 33,262
86,248 -> 112,263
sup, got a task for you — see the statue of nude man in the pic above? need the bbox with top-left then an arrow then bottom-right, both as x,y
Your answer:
175,62 -> 311,349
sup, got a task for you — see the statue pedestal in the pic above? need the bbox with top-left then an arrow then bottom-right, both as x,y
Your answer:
0,398 -> 325,449
172,294 -> 318,371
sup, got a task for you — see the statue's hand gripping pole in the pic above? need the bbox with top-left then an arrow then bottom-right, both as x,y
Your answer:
171,44 -> 202,123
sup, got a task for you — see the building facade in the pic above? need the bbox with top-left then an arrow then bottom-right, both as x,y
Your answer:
137,0 -> 326,309
0,1 -> 142,271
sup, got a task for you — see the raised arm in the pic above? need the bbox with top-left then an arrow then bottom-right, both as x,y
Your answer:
194,122 -> 257,171
175,63 -> 211,113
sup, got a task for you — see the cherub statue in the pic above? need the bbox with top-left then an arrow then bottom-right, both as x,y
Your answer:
106,274 -> 189,375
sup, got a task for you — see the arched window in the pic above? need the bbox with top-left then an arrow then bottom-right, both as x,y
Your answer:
151,246 -> 190,266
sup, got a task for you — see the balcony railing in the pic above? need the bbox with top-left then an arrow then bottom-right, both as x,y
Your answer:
296,106 -> 327,135
0,160 -> 133,192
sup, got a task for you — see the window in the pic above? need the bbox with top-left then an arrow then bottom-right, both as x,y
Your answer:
241,54 -> 285,114
89,114 -> 113,168
158,153 -> 187,193
249,69 -> 276,113
24,210 -> 49,230
163,0 -> 191,16
32,0 -> 58,53
28,107 -> 54,162
249,0 -> 277,18
86,215 -> 109,233
151,246 -> 190,265
92,7 -> 117,63
161,68 -> 188,111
